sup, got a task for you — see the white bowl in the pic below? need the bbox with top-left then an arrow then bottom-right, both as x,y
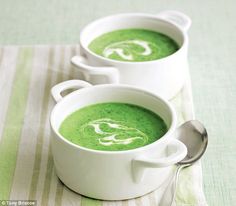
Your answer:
50,80 -> 187,200
71,11 -> 191,99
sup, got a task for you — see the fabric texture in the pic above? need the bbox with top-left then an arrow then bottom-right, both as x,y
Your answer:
0,45 -> 207,206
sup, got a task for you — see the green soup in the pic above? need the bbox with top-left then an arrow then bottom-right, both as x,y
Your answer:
59,103 -> 167,151
88,28 -> 179,62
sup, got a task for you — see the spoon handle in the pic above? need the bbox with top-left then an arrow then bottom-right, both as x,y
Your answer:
159,165 -> 185,206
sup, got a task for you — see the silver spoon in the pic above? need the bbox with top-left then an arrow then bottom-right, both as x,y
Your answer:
159,120 -> 208,206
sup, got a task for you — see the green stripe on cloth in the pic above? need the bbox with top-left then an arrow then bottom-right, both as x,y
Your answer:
176,167 -> 198,204
53,47 -> 67,205
39,47 -> 55,205
55,180 -> 64,206
41,146 -> 53,205
0,47 -> 33,199
28,47 -> 54,200
81,197 -> 102,206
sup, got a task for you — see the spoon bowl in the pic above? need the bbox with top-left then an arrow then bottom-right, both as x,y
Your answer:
176,120 -> 208,165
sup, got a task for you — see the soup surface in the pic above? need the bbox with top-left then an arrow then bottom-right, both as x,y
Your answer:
59,102 -> 168,151
88,28 -> 179,62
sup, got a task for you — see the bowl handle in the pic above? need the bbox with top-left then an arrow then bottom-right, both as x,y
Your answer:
51,80 -> 93,103
132,138 -> 187,183
71,55 -> 119,84
156,10 -> 191,32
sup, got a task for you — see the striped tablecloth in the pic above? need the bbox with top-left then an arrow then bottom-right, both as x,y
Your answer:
0,46 -> 207,206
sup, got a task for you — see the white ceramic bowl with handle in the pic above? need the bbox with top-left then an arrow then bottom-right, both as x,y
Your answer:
71,11 -> 191,99
50,80 -> 187,200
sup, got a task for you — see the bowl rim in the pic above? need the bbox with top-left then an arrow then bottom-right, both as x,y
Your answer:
50,84 -> 177,155
79,12 -> 188,65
